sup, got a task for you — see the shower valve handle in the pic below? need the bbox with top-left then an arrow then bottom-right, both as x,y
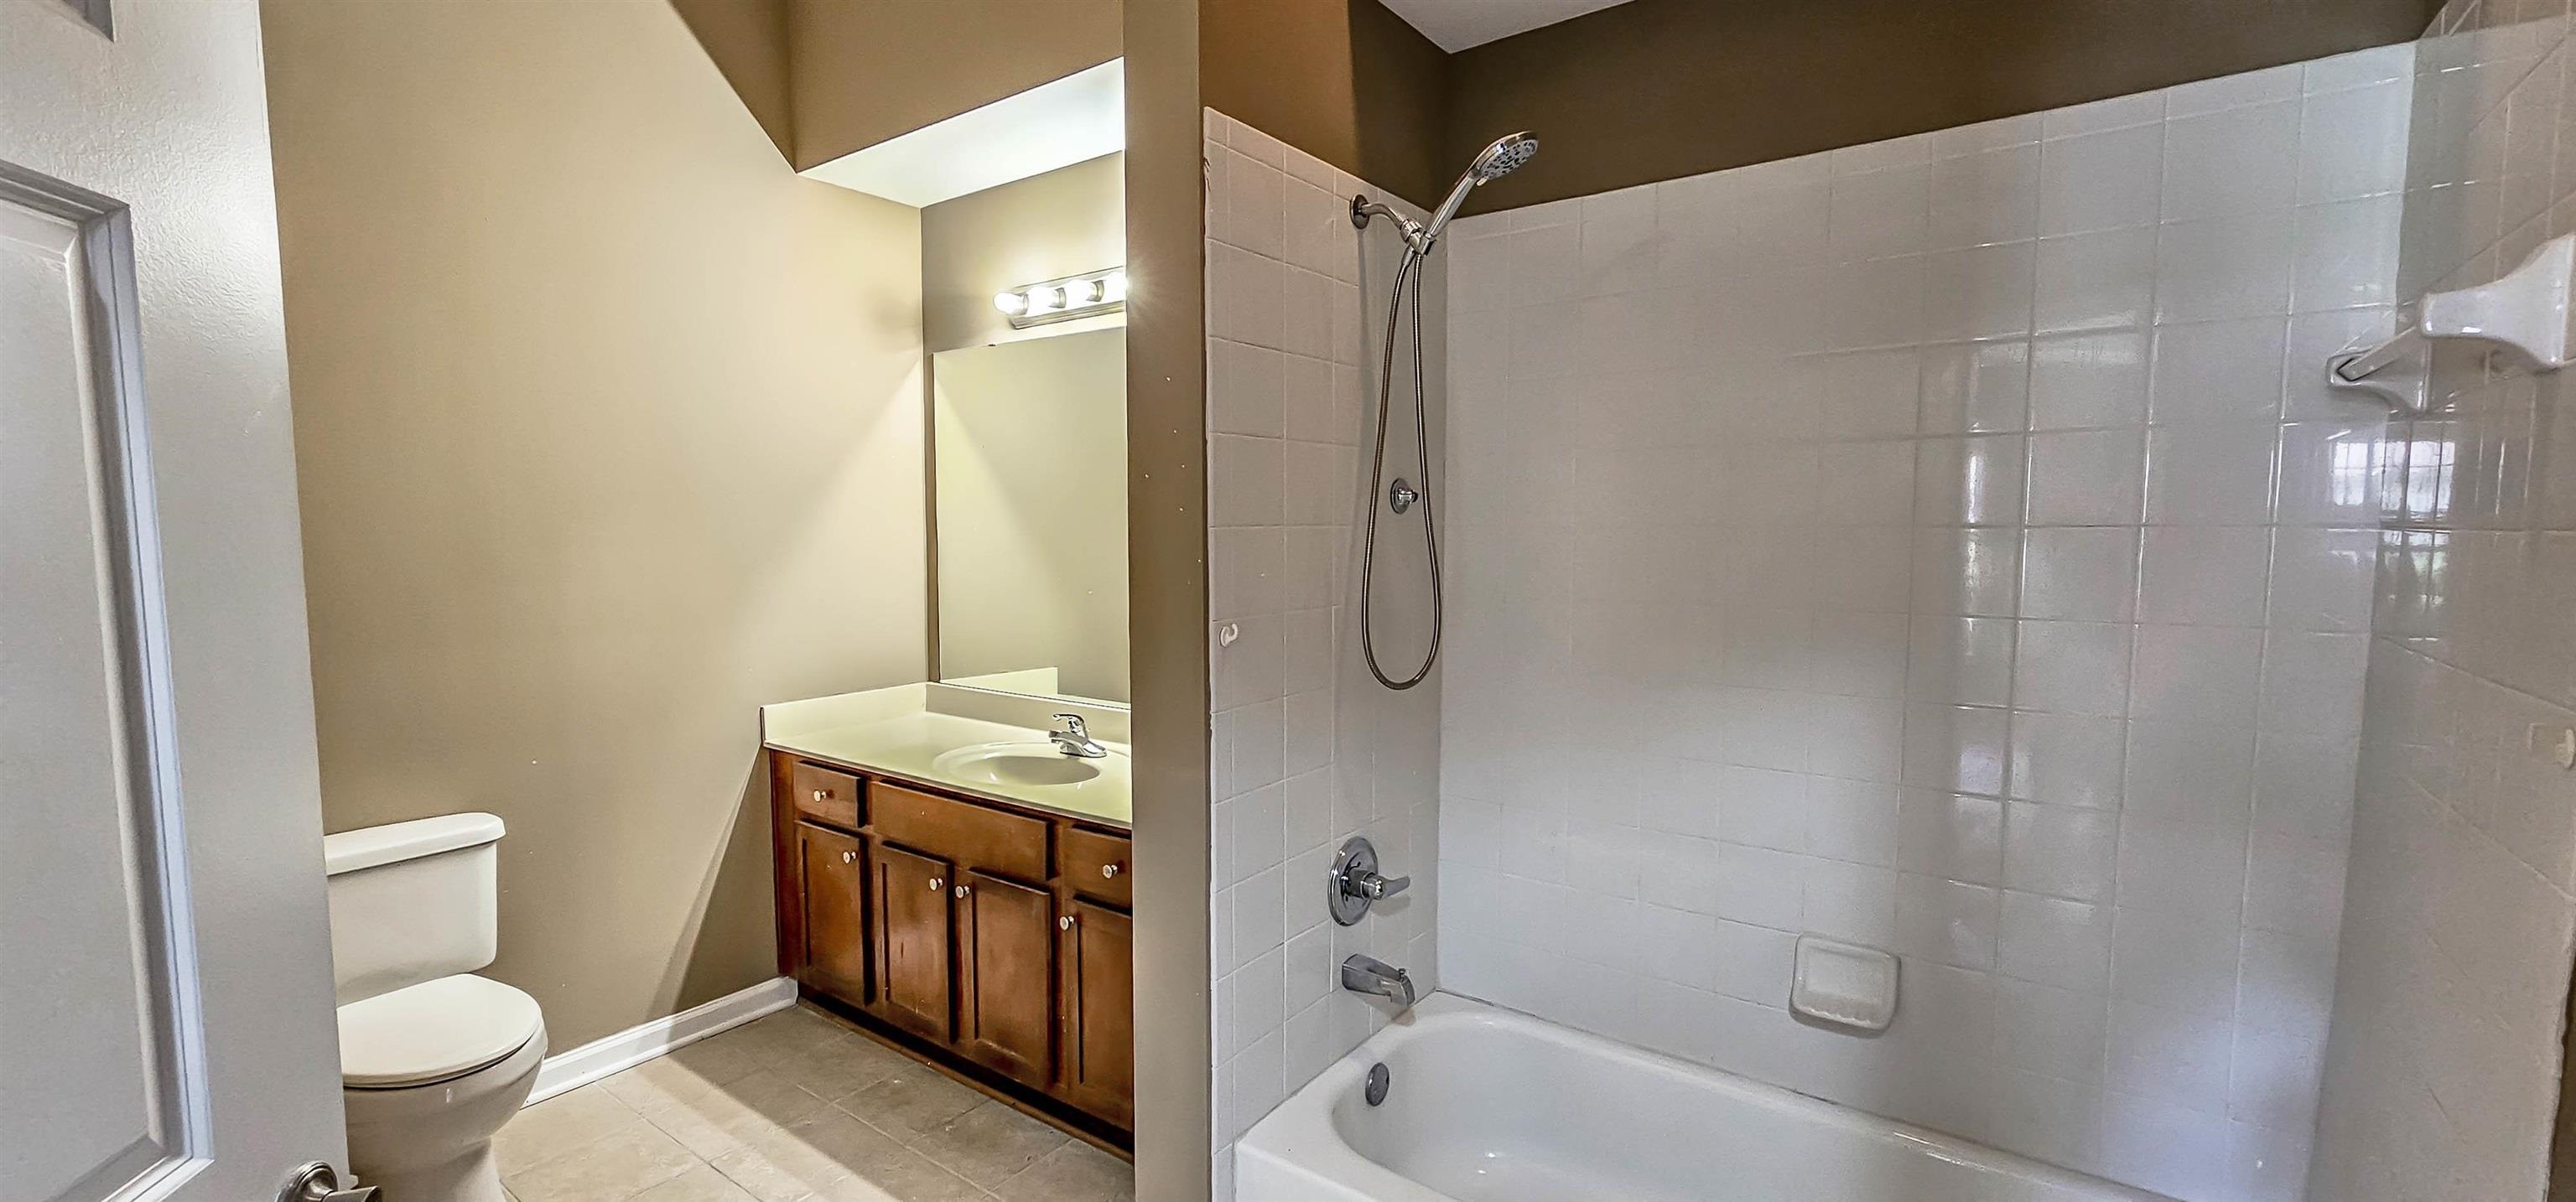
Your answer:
1389,479 -> 1420,514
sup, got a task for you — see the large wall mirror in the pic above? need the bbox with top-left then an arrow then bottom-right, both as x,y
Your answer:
931,328 -> 1129,705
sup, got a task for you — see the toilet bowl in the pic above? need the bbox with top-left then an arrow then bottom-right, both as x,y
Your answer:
325,813 -> 546,1202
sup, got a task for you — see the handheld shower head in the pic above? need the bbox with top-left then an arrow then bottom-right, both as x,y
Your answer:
1469,132 -> 1540,181
1412,132 -> 1537,251
1420,132 -> 1537,248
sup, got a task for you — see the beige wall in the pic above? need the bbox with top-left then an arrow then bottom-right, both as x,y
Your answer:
932,331 -> 1130,702
262,0 -> 927,1049
787,0 -> 1120,170
920,152 -> 1125,354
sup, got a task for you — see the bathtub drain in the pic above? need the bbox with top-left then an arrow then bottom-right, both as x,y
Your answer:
1364,1062 -> 1391,1106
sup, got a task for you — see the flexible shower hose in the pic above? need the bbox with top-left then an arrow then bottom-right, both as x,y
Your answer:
1359,244 -> 1441,691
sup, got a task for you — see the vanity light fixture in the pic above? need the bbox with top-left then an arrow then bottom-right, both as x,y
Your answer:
993,267 -> 1127,329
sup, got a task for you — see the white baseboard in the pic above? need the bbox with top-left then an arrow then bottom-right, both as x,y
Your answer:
526,976 -> 797,1105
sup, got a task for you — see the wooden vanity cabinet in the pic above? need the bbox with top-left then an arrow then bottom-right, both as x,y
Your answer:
1057,899 -> 1134,1127
768,750 -> 1133,1141
956,869 -> 1056,1085
865,841 -> 956,1044
795,823 -> 870,1003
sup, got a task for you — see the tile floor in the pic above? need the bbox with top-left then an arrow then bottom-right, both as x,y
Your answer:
489,1004 -> 1133,1202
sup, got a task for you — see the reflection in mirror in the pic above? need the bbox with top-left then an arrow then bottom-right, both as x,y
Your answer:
932,329 -> 1129,704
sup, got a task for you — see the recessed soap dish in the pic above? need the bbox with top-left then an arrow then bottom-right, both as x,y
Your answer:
1790,935 -> 1899,1033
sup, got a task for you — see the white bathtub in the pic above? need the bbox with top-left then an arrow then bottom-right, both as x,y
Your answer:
1237,993 -> 2171,1202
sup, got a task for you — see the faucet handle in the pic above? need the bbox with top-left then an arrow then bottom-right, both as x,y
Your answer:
1328,835 -> 1411,925
1355,871 -> 1410,900
1052,712 -> 1087,736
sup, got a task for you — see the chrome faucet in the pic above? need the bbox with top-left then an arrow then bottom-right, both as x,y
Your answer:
1341,954 -> 1416,1009
1049,712 -> 1109,759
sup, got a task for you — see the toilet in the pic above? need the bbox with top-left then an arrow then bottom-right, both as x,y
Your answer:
325,813 -> 546,1202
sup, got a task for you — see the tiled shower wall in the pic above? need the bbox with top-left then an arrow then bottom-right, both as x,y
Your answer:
1202,111 -> 1443,1195
2311,3 -> 2576,1199
1437,47 -> 2411,1202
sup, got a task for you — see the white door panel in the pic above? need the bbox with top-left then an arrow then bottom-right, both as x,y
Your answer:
2,2 -> 346,1200
0,184 -> 193,1202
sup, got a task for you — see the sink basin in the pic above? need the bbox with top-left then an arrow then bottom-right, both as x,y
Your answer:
931,741 -> 1118,788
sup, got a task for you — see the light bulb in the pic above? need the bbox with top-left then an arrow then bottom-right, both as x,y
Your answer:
1067,277 -> 1104,305
993,290 -> 1028,316
1103,270 -> 1128,302
1026,285 -> 1062,313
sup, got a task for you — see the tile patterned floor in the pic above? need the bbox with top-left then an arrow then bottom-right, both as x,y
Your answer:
490,1004 -> 1133,1202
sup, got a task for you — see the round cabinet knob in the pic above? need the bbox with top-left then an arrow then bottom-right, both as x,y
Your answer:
1058,915 -> 1075,930
954,884 -> 970,899
927,878 -> 943,892
811,789 -> 828,803
841,849 -> 857,863
1101,863 -> 1123,879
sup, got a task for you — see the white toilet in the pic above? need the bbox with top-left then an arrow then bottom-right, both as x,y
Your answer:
325,813 -> 547,1202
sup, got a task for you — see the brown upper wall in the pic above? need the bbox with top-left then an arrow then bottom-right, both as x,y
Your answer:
787,0 -> 1121,171
1447,0 -> 2446,215
1201,0 -> 1451,210
669,0 -> 794,162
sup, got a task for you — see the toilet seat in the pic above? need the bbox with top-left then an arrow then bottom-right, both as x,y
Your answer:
339,973 -> 543,1089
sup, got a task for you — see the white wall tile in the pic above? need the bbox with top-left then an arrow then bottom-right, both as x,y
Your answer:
2020,528 -> 2142,622
2155,212 -> 2299,322
1998,889 -> 2116,991
2039,124 -> 2166,235
2034,228 -> 2160,331
2031,329 -> 2152,428
2013,620 -> 2134,716
2162,101 -> 2301,221
2004,800 -> 2120,901
1828,163 -> 1931,260
2137,527 -> 2272,625
2027,427 -> 2147,525
2167,63 -> 2303,119
1921,340 -> 2033,434
2008,711 -> 2129,809
2142,422 -> 2280,526
1431,52 -> 2402,1202
1928,143 -> 2043,248
2148,319 -> 2288,424
1208,117 -> 1446,1187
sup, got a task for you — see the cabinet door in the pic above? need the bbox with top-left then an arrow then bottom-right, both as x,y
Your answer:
1057,900 -> 1134,1127
797,823 -> 869,1003
869,842 -> 954,1043
955,870 -> 1056,1085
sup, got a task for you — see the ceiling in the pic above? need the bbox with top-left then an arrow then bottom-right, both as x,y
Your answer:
799,60 -> 1123,208
1378,0 -> 1638,52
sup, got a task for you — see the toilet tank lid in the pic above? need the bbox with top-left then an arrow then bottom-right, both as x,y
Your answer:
325,813 -> 506,876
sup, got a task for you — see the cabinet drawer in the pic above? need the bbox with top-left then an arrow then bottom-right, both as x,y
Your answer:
792,761 -> 862,829
1058,826 -> 1131,907
870,780 -> 1047,881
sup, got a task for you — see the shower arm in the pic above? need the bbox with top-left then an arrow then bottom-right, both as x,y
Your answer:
1350,194 -> 1432,255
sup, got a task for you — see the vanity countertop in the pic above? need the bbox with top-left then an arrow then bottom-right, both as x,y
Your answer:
761,683 -> 1131,829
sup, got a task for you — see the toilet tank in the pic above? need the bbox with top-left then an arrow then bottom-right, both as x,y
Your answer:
323,812 -> 506,1005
